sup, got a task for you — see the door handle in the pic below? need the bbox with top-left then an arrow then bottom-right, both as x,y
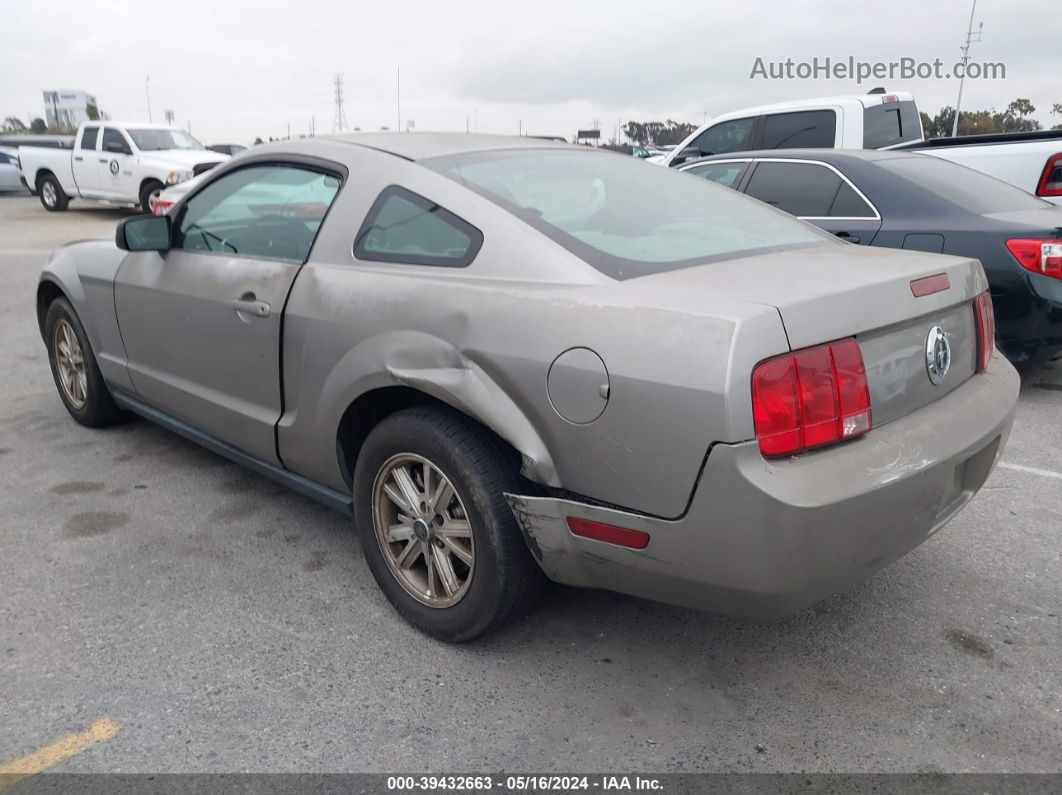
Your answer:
74,156 -> 83,162
835,231 -> 861,244
99,158 -> 108,163
230,296 -> 271,318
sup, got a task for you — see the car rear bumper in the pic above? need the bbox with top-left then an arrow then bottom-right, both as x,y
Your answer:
506,356 -> 1019,617
995,272 -> 1062,362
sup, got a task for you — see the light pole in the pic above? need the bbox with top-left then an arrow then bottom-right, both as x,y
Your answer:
951,0 -> 983,138
146,76 -> 152,122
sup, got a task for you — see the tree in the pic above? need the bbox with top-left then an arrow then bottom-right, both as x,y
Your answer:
1052,103 -> 1062,131
86,103 -> 100,121
623,119 -> 697,147
30,117 -> 47,134
920,98 -> 1044,138
2,116 -> 27,133
253,136 -> 264,145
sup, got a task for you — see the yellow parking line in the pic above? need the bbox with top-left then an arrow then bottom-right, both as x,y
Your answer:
0,718 -> 119,786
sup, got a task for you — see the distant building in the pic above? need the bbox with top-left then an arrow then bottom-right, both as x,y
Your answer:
43,90 -> 98,129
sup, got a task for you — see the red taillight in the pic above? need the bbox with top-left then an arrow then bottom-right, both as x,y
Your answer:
566,517 -> 650,549
1036,153 -> 1062,198
751,338 -> 872,458
1005,238 -> 1062,280
974,290 -> 995,372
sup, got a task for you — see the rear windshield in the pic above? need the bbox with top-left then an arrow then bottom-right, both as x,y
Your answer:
878,155 -> 1051,214
425,149 -> 831,279
863,101 -> 922,148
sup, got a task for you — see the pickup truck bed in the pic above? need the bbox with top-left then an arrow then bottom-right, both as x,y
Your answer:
904,130 -> 1062,206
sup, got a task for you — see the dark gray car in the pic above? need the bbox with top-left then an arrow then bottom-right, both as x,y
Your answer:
680,149 -> 1062,362
37,135 -> 1018,641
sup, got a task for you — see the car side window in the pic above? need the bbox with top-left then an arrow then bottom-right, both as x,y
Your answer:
760,110 -> 837,149
354,186 -> 483,267
689,118 -> 755,157
830,182 -> 876,218
101,127 -> 131,155
745,161 -> 843,217
684,162 -> 746,189
80,127 -> 99,151
175,164 -> 342,263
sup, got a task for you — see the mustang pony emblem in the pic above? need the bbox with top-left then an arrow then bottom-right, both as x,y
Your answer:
925,326 -> 951,385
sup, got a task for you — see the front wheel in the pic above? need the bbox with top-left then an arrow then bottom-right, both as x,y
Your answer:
38,173 -> 69,211
44,298 -> 125,427
139,179 -> 164,214
353,407 -> 543,642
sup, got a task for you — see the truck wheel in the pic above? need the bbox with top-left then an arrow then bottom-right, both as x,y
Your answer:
139,180 -> 164,214
38,173 -> 69,212
353,406 -> 544,642
44,297 -> 125,427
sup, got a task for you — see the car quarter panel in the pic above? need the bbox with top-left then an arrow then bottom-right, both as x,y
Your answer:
39,241 -> 134,393
276,144 -> 793,518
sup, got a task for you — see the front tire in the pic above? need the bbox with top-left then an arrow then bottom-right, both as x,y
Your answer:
37,173 -> 69,211
353,407 -> 543,642
139,180 -> 164,214
44,298 -> 125,427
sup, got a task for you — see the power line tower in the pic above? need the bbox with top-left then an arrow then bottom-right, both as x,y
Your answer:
951,0 -> 983,138
333,73 -> 348,133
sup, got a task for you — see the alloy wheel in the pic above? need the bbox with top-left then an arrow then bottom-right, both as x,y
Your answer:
371,453 -> 476,608
53,318 -> 88,409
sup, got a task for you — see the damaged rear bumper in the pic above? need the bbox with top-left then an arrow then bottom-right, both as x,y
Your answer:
506,357 -> 1019,618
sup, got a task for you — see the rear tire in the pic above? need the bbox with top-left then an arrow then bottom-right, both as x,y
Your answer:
44,297 -> 125,427
37,173 -> 69,211
353,406 -> 544,642
139,179 -> 164,214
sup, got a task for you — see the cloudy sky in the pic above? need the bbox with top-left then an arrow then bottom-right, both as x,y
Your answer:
2,0 -> 1059,144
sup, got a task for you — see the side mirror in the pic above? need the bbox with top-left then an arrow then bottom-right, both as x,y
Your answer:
670,146 -> 704,167
116,214 -> 171,252
104,142 -> 132,155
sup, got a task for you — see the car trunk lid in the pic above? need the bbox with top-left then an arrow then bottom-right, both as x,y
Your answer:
635,243 -> 988,427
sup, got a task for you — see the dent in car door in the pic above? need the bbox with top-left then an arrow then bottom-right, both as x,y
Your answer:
113,162 -> 342,464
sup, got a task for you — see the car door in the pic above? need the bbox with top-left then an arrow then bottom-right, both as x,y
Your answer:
0,152 -> 20,191
72,125 -> 100,195
742,159 -> 882,245
114,161 -> 343,463
98,127 -> 137,200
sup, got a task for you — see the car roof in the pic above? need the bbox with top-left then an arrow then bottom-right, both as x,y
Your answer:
715,91 -> 916,119
325,132 -> 576,161
681,148 -> 923,168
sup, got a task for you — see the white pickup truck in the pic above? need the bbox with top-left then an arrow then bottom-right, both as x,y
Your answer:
17,121 -> 228,213
655,90 -> 925,167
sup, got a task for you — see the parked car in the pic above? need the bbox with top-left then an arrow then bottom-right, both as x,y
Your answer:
37,134 -> 1017,641
208,143 -> 247,156
0,146 -> 26,192
152,172 -> 206,215
17,121 -> 228,213
655,89 -> 923,167
680,149 -> 1062,363
905,130 -> 1062,207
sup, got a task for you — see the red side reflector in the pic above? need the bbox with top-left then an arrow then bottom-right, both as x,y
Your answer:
910,273 -> 950,297
1035,153 -> 1062,198
153,200 -> 173,216
566,517 -> 650,549
974,290 -> 995,371
751,338 -> 872,458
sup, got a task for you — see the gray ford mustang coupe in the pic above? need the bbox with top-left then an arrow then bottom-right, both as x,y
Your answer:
37,134 -> 1019,641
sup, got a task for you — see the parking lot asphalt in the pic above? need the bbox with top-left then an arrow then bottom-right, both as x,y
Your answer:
0,192 -> 1060,775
